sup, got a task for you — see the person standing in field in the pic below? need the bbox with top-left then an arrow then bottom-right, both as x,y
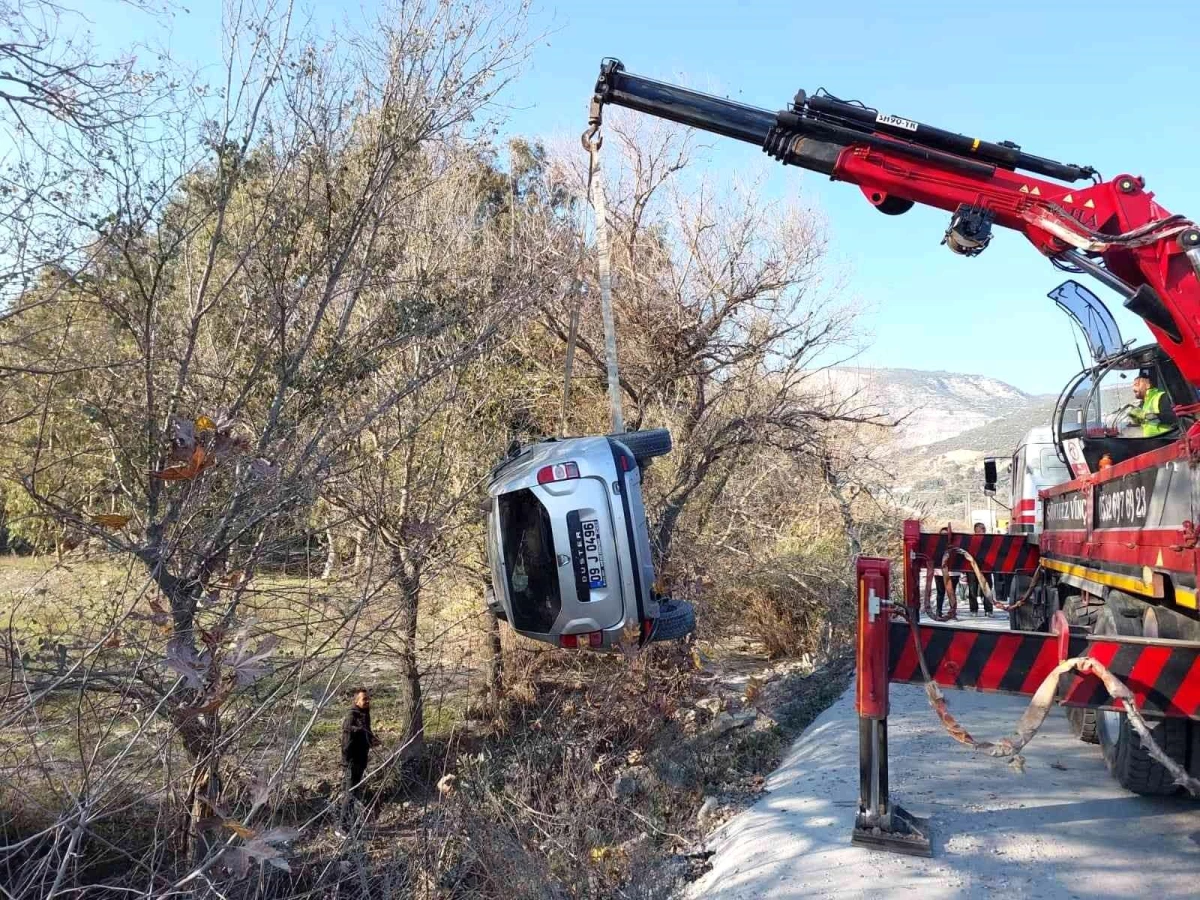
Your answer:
339,687 -> 379,834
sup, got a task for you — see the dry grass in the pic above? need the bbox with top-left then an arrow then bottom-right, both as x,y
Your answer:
0,553 -> 854,898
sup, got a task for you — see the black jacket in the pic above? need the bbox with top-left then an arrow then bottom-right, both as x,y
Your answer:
341,706 -> 375,764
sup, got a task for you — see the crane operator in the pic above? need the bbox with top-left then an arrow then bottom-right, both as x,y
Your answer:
1128,369 -> 1177,438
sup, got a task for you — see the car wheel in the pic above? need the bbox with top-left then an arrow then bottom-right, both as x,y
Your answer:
645,598 -> 695,643
610,428 -> 672,466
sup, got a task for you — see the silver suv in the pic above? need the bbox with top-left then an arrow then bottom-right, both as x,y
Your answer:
485,430 -> 695,649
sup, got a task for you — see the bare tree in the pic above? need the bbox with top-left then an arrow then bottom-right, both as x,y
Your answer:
0,0 -> 539,890
540,116 -> 888,578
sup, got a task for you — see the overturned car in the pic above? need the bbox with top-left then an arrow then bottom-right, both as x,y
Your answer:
485,429 -> 695,649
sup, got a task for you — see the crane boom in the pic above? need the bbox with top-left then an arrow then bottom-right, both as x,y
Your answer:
590,60 -> 1200,386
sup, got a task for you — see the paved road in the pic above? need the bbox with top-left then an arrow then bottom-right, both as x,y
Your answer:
688,612 -> 1200,899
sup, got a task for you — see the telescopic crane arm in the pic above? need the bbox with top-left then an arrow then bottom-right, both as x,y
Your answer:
589,60 -> 1200,386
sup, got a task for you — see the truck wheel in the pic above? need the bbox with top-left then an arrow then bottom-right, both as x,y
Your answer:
611,429 -> 672,466
1094,606 -> 1189,796
646,598 -> 695,643
1006,575 -> 1045,631
1064,595 -> 1100,744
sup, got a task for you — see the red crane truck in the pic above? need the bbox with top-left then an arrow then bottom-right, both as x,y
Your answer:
585,59 -> 1200,799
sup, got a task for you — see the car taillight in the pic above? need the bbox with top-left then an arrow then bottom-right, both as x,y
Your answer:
537,462 -> 579,484
559,631 -> 603,649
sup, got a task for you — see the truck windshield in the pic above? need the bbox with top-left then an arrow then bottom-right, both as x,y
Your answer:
1060,374 -> 1094,438
497,488 -> 561,633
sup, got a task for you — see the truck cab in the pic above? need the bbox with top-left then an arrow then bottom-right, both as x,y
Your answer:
1009,427 -> 1071,535
1046,279 -> 1193,476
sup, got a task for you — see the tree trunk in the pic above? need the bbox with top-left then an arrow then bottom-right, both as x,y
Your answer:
321,526 -> 336,580
822,457 -> 862,564
396,585 -> 424,758
177,714 -> 222,864
654,471 -> 710,574
353,528 -> 365,575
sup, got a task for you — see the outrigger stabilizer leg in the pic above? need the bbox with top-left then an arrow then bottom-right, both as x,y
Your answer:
851,558 -> 931,856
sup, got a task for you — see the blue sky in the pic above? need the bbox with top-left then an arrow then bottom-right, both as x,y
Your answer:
82,0 -> 1199,394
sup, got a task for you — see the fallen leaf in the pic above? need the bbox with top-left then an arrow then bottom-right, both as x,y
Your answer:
151,445 -> 209,480
222,821 -> 255,839
91,513 -> 131,530
195,414 -> 217,432
103,633 -> 121,649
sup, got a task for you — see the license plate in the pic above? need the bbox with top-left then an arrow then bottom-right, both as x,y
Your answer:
580,518 -> 606,589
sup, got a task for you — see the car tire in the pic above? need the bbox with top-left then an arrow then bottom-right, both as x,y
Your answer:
646,599 -> 695,643
1064,594 -> 1101,744
611,429 -> 672,466
1094,605 -> 1189,795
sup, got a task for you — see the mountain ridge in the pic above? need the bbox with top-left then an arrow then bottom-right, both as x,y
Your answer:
834,366 -> 1055,525
817,365 -> 1053,451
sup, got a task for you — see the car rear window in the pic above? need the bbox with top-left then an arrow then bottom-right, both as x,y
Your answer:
497,488 -> 560,633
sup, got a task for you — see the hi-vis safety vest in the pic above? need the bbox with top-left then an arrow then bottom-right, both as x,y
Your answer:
1139,387 -> 1172,437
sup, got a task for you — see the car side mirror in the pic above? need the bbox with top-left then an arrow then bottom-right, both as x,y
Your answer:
983,458 -> 998,495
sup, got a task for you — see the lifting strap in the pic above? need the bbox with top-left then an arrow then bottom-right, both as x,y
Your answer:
583,121 -> 624,434
560,281 -> 581,437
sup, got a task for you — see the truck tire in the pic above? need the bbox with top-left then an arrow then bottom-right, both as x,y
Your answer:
611,429 -> 672,466
1006,575 -> 1024,630
1006,575 -> 1046,632
1094,606 -> 1189,795
646,599 -> 695,643
1064,595 -> 1100,744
